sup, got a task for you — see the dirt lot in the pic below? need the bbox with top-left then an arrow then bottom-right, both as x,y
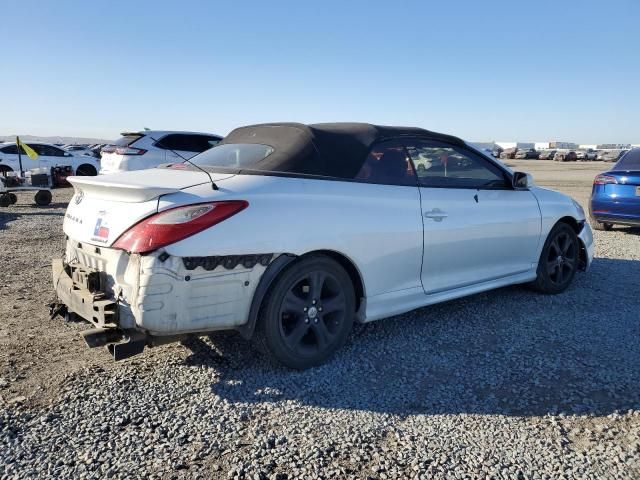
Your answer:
1,160 -> 639,479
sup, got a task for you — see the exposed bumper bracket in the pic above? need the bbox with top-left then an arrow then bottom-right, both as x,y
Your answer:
52,259 -> 118,327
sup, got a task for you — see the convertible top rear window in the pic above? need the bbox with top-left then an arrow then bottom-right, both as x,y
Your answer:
190,143 -> 275,169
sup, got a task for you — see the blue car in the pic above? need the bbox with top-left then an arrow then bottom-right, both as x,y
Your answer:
590,148 -> 640,230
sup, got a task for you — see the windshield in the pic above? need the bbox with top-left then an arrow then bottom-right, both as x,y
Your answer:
614,149 -> 640,170
190,143 -> 275,169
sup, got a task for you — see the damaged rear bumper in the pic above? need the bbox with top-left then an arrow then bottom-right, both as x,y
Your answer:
51,259 -> 150,359
51,243 -> 277,359
51,258 -> 118,327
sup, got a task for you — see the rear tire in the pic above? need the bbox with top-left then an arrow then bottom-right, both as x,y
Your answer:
8,193 -> 17,204
591,218 -> 612,231
255,255 -> 355,369
532,223 -> 579,294
34,190 -> 52,206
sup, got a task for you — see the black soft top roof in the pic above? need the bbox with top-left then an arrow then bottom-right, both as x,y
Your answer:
219,122 -> 465,178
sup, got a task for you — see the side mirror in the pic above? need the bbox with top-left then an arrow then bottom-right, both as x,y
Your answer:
512,171 -> 530,189
65,152 -> 72,157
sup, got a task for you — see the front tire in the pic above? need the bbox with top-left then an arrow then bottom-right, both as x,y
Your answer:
256,255 -> 355,369
532,223 -> 579,294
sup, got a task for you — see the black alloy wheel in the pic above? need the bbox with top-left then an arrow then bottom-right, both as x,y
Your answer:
257,255 -> 355,369
532,223 -> 579,294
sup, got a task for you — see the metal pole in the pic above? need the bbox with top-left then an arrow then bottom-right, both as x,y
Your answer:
16,136 -> 24,177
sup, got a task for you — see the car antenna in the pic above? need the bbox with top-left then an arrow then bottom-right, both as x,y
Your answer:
148,135 -> 219,190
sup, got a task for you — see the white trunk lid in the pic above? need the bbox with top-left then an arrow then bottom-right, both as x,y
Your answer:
64,169 -> 234,247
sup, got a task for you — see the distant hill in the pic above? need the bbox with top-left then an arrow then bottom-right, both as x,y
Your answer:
0,134 -> 113,145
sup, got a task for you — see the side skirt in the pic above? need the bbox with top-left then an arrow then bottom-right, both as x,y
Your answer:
364,269 -> 537,322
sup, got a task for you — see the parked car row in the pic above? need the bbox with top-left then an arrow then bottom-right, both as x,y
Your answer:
54,143 -> 108,158
597,149 -> 628,162
496,147 -> 628,162
576,149 -> 598,161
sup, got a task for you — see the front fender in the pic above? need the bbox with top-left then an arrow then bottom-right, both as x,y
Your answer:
529,186 -> 591,264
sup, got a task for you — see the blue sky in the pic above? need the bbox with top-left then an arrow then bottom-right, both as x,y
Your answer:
2,0 -> 638,143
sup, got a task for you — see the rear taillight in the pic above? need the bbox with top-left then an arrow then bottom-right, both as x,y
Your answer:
594,174 -> 618,185
112,201 -> 248,253
101,145 -> 116,153
115,146 -> 147,155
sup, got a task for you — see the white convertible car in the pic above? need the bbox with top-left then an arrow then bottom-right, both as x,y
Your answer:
52,123 -> 594,368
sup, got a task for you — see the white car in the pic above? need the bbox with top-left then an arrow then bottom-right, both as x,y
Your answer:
64,145 -> 96,157
52,123 -> 594,369
99,130 -> 223,174
0,142 -> 100,177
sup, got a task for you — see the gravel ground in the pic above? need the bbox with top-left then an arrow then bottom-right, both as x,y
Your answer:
1,161 -> 639,479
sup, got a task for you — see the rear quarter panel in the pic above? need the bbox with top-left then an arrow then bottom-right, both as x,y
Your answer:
161,175 -> 425,298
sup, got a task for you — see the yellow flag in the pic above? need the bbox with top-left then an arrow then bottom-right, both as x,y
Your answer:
16,136 -> 39,160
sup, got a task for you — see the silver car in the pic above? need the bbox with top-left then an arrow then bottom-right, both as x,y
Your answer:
52,123 -> 594,369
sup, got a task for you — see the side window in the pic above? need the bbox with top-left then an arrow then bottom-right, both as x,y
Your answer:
186,135 -> 218,153
155,134 -> 182,151
30,144 -> 47,156
354,141 -> 416,186
38,145 -> 67,157
405,141 -> 508,189
157,134 -> 220,152
1,145 -> 20,155
201,135 -> 221,151
52,146 -> 68,157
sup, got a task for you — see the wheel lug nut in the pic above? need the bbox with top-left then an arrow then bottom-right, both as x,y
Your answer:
312,300 -> 316,305
305,318 -> 309,324
318,307 -> 323,312
303,307 -> 308,312
314,318 -> 318,323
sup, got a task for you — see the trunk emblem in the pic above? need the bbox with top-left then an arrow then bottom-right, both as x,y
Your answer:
74,190 -> 84,204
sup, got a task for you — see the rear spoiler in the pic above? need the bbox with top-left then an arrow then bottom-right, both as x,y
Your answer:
68,176 -> 179,203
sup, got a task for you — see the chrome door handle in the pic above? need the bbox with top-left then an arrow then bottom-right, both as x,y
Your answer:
424,209 -> 448,221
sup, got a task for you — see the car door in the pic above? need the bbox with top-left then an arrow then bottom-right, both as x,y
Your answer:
350,140 -> 425,308
405,140 -> 541,294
